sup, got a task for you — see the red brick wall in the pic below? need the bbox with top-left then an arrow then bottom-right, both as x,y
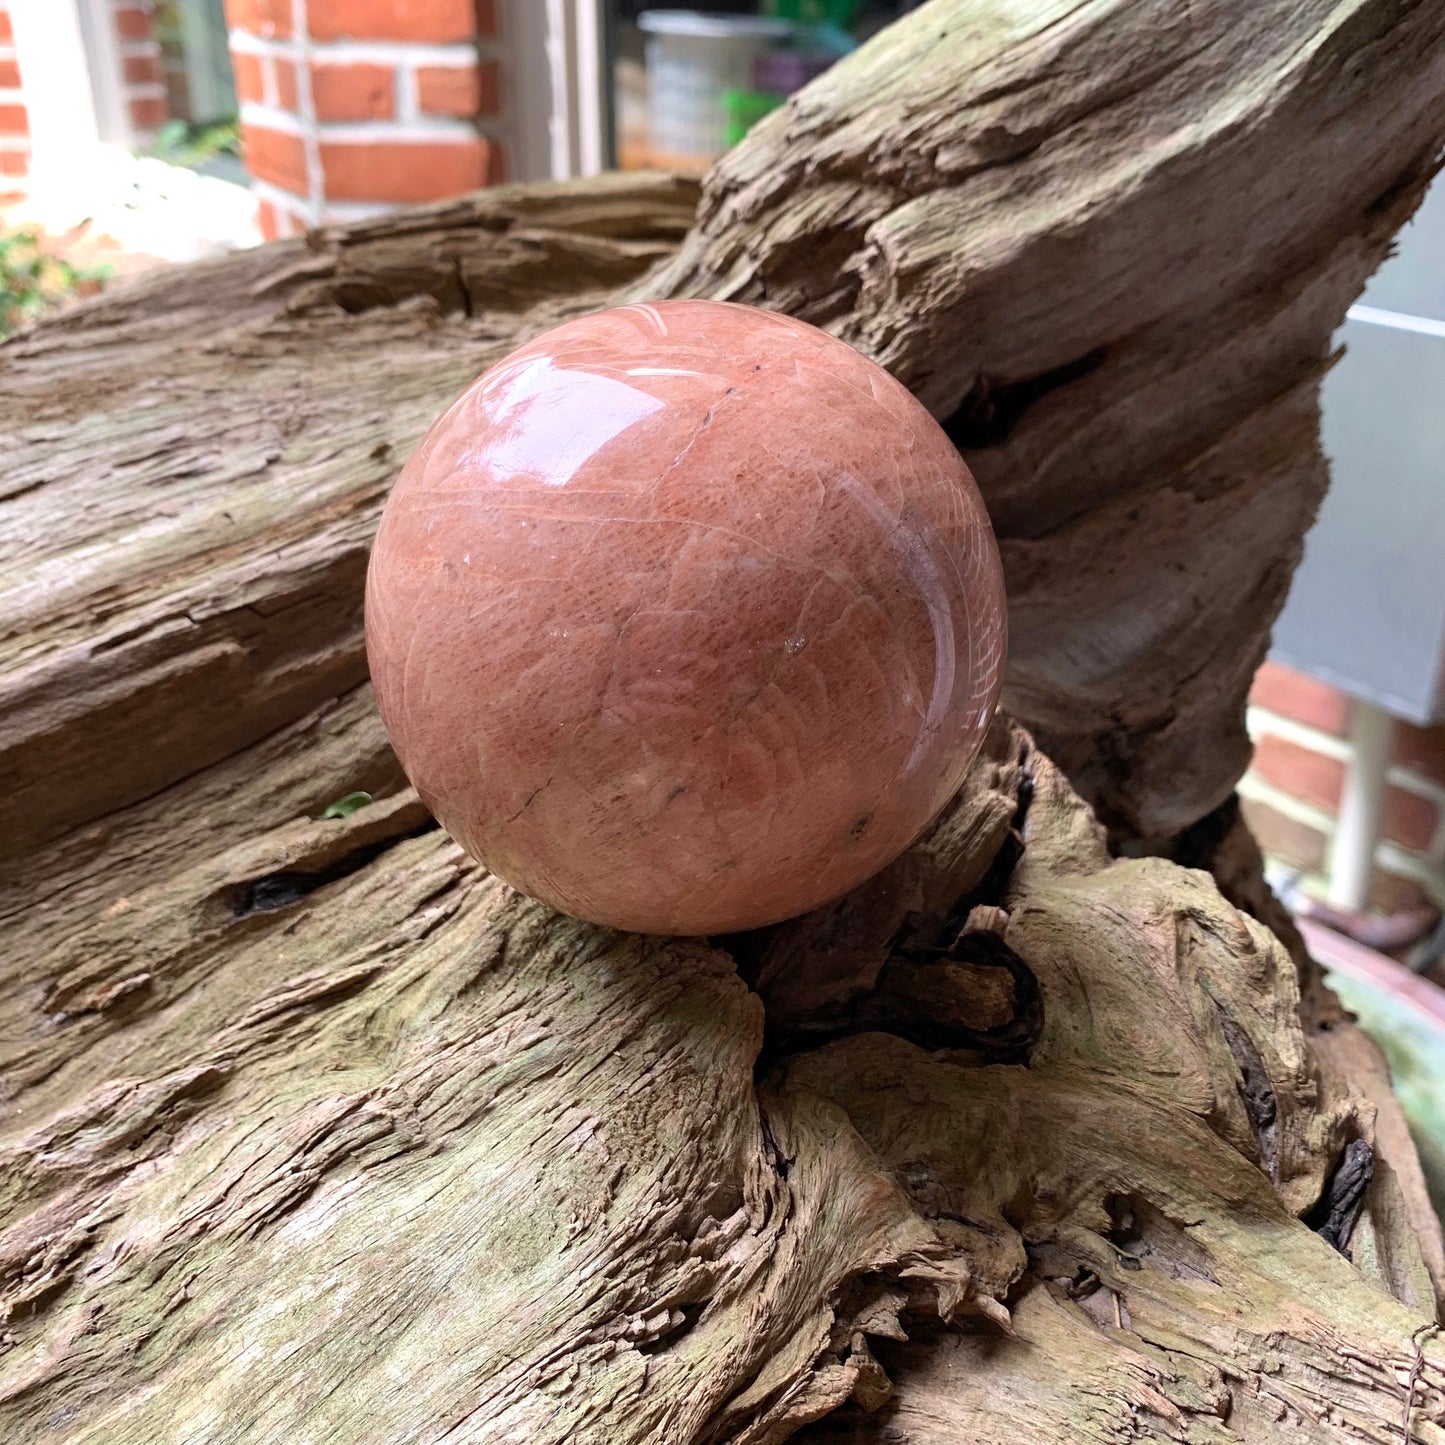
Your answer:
113,1 -> 170,137
0,2 -> 174,176
1242,662 -> 1445,911
0,2 -> 27,186
226,0 -> 505,238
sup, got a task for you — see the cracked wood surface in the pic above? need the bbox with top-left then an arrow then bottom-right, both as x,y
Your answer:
5,0 -> 1445,1440
0,176 -> 698,867
6,0 -> 1445,858
3,716 -> 1443,1443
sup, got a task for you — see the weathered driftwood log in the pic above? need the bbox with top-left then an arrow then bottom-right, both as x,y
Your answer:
3,712 -> 1443,1445
4,1 -> 1445,1441
651,0 -> 1445,841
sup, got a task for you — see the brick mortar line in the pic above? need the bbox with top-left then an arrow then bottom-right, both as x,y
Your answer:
242,100 -> 305,133
395,56 -> 419,126
319,198 -> 399,221
317,119 -> 484,141
292,0 -> 323,224
1242,771 -> 1445,876
1239,787 -> 1441,906
1387,767 -> 1445,812
1246,705 -> 1352,761
250,175 -> 311,236
250,174 -> 307,208
1239,774 -> 1338,836
229,33 -> 487,65
1249,703 -> 1445,813
241,101 -> 482,142
251,177 -> 405,230
314,40 -> 499,63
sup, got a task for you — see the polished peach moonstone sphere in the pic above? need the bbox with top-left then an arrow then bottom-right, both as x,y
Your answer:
366,300 -> 1005,935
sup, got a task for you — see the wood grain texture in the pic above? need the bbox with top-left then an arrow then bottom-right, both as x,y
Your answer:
4,716 -> 1442,1443
0,175 -> 699,865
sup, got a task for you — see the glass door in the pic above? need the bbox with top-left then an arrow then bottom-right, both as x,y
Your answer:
605,2 -> 924,174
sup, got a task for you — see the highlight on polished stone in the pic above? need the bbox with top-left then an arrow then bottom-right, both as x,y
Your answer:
365,299 -> 1006,935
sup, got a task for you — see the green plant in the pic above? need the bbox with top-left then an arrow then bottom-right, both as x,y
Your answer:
320,791 -> 374,820
0,228 -> 109,338
146,117 -> 241,170
764,0 -> 862,26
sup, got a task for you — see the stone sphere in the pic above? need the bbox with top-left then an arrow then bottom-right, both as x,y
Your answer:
365,300 -> 1005,935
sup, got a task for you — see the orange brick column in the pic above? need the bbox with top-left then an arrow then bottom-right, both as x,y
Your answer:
226,0 -> 505,240
113,1 -> 169,136
0,2 -> 28,186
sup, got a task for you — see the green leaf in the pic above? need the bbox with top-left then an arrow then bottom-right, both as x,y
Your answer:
0,225 -> 109,338
321,791 -> 374,820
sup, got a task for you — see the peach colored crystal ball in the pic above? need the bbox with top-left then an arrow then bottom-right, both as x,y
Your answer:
365,300 -> 1005,935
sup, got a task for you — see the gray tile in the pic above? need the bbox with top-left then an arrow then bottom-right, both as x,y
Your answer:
1271,316 -> 1445,723
1358,171 -> 1445,323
